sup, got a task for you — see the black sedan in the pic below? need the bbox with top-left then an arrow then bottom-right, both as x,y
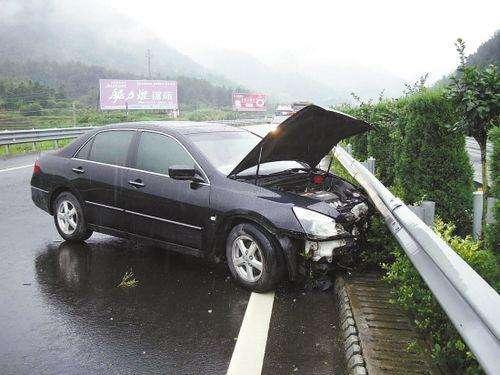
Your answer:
31,105 -> 372,292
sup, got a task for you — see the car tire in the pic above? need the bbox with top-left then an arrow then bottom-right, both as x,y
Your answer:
53,191 -> 93,242
226,223 -> 284,292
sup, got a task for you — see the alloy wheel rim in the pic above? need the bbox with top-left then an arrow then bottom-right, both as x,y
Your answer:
232,235 -> 264,282
57,200 -> 78,235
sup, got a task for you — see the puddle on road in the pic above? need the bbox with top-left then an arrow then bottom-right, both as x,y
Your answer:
31,237 -> 250,374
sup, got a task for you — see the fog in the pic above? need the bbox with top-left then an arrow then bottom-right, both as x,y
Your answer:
1,0 -> 498,103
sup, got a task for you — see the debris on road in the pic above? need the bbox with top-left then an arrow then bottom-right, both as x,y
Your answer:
117,270 -> 139,288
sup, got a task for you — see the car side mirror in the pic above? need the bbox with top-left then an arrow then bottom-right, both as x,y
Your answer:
169,165 -> 205,183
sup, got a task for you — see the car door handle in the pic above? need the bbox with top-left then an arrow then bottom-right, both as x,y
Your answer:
72,167 -> 85,174
128,179 -> 145,188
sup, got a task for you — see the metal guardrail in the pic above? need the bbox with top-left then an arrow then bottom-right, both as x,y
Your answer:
0,118 -> 270,152
0,126 -> 97,148
208,118 -> 271,126
334,145 -> 500,374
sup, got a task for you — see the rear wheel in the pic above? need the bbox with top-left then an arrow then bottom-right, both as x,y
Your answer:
226,223 -> 284,292
53,192 -> 92,242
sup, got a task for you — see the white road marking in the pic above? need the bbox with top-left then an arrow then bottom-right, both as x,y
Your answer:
0,164 -> 32,173
227,291 -> 275,375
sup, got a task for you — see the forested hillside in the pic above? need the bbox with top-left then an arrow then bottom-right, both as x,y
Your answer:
435,30 -> 499,86
0,60 -> 240,108
0,0 -> 243,110
467,30 -> 500,66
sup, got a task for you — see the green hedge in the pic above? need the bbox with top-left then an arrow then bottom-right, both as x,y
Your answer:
395,89 -> 474,234
365,100 -> 400,186
342,89 -> 474,233
485,126 -> 500,254
385,219 -> 497,373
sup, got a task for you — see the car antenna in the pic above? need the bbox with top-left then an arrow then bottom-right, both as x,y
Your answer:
254,143 -> 264,185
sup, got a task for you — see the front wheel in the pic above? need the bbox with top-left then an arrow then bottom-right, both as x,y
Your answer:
226,223 -> 284,292
53,191 -> 93,242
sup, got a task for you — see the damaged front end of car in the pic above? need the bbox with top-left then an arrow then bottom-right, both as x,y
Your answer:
229,105 -> 373,279
253,165 -> 371,271
292,189 -> 371,275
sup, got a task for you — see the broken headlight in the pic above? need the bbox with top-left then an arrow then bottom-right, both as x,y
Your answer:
292,207 -> 347,239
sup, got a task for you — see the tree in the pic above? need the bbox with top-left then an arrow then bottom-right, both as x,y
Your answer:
447,38 -> 500,235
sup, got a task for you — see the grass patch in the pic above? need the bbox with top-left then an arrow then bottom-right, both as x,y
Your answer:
117,270 -> 139,288
0,138 -> 72,157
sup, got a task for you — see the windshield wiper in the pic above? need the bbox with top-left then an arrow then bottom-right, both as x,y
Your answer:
242,167 -> 311,179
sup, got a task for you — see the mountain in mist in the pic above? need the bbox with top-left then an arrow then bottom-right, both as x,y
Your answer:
467,30 -> 499,67
1,0 -> 405,105
0,0 -> 230,83
191,49 -> 406,105
292,63 -> 406,103
434,30 -> 499,86
190,49 -> 342,105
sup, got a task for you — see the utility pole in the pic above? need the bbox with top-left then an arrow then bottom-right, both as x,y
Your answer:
146,49 -> 152,79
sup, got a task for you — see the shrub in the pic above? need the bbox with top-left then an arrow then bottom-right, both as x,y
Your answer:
485,126 -> 500,254
359,213 -> 395,268
365,100 -> 401,186
395,89 -> 474,234
338,104 -> 369,160
339,99 -> 401,186
385,218 -> 497,373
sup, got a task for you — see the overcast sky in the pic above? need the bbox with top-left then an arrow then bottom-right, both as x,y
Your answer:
105,0 -> 498,82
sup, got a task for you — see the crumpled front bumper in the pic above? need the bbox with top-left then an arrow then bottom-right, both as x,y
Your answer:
303,202 -> 369,263
304,238 -> 356,262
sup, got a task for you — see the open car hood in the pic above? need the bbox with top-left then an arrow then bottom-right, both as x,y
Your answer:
229,105 -> 372,176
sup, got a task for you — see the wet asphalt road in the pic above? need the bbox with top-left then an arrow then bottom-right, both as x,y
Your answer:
0,153 -> 344,375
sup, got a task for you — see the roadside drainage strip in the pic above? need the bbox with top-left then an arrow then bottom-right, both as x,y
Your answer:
335,273 -> 439,375
334,275 -> 367,375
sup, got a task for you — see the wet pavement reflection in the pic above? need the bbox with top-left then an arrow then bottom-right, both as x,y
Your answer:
1,163 -> 345,374
28,238 -> 249,374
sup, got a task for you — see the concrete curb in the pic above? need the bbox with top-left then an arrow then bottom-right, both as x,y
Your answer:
334,275 -> 368,375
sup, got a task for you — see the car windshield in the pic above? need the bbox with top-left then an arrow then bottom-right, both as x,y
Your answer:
188,131 -> 306,175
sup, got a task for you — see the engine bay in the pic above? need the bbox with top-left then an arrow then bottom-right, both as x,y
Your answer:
256,170 -> 366,210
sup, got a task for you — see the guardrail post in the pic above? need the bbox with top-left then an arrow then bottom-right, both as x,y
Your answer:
409,201 -> 435,227
366,157 -> 375,174
409,205 -> 424,221
346,144 -> 353,155
473,192 -> 497,239
5,144 -> 9,156
473,192 -> 483,239
421,201 -> 436,227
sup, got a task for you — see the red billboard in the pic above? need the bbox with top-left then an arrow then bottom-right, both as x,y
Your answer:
232,93 -> 267,112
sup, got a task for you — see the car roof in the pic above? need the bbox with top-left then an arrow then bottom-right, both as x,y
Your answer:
100,121 -> 247,136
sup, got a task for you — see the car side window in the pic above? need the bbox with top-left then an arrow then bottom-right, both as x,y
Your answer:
136,132 -> 195,175
88,130 -> 134,166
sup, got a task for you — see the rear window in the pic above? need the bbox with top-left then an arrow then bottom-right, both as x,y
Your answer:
88,130 -> 134,166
